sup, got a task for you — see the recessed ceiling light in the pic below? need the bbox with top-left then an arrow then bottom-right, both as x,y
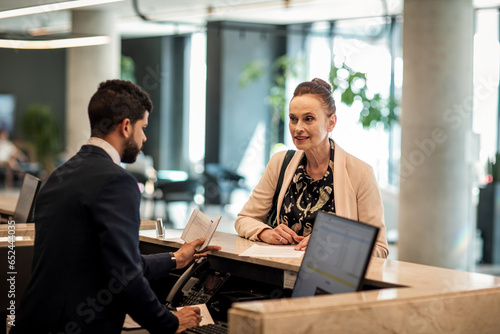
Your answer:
0,35 -> 110,49
0,0 -> 124,19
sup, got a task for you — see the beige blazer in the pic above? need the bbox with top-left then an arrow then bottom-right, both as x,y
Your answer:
235,142 -> 389,258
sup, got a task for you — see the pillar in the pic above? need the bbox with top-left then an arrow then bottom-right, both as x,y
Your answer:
66,10 -> 119,156
398,0 -> 474,269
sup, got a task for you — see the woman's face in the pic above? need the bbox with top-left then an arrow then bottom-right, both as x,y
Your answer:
289,94 -> 336,152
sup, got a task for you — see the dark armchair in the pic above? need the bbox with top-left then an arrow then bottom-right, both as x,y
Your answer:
155,177 -> 204,225
203,163 -> 245,207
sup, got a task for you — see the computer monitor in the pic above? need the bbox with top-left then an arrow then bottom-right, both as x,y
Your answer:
291,211 -> 379,298
13,173 -> 41,224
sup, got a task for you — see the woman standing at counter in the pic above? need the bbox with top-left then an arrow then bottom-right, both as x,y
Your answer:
235,78 -> 388,258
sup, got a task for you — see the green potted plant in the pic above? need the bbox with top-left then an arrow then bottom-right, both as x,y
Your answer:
21,103 -> 61,176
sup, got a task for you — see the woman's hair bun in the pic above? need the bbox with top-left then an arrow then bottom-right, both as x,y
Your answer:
311,78 -> 333,93
292,77 -> 336,115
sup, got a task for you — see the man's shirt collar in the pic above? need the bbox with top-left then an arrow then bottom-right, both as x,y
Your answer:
86,137 -> 121,165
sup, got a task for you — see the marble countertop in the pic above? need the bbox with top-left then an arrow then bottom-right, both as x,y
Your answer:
140,228 -> 303,271
139,228 -> 500,309
141,228 -> 500,333
9,224 -> 500,305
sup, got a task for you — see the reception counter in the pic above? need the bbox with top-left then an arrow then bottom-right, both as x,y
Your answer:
0,194 -> 17,221
139,228 -> 500,334
3,224 -> 500,333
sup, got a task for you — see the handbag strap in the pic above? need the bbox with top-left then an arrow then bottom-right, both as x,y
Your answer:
271,149 -> 296,207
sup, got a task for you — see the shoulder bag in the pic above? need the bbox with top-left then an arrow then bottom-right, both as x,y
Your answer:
266,149 -> 296,227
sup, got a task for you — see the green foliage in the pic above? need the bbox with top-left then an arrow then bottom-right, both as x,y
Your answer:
329,61 -> 399,130
240,56 -> 303,121
239,56 -> 304,148
120,55 -> 136,83
268,56 -> 303,121
239,60 -> 266,88
241,56 -> 399,136
21,104 -> 61,172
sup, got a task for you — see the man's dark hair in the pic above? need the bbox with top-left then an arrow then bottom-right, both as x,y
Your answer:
88,80 -> 153,138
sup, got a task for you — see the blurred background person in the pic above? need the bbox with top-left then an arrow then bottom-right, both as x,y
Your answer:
0,127 -> 27,188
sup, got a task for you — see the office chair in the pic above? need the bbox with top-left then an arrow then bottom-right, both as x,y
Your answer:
13,173 -> 42,224
204,163 -> 245,207
155,178 -> 203,225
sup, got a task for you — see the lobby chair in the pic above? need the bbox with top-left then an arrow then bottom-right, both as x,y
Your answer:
155,178 -> 203,225
204,163 -> 245,207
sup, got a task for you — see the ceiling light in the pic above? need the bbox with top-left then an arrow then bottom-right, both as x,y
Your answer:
0,35 -> 110,49
0,0 -> 124,19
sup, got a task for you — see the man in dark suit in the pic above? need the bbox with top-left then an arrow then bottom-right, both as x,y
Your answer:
12,80 -> 219,334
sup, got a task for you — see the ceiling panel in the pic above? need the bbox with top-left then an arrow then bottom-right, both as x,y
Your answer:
1,0 -> 499,39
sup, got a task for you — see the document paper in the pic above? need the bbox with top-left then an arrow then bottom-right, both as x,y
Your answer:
239,244 -> 305,258
177,303 -> 214,326
181,209 -> 221,251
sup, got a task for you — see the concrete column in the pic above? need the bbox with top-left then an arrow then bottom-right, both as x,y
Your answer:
398,0 -> 474,270
66,10 -> 120,156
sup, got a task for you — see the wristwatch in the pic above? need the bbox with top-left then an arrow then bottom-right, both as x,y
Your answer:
169,252 -> 177,269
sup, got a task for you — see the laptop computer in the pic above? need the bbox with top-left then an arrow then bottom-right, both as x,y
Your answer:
291,210 -> 380,298
13,173 -> 42,224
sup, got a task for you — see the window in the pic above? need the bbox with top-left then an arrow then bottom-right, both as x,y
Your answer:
474,9 -> 500,184
188,32 -> 207,174
303,18 -> 402,188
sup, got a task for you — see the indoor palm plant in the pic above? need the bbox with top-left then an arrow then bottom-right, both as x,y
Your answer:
21,103 -> 61,176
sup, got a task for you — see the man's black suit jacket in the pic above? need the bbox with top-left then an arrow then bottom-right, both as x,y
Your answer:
12,145 -> 179,333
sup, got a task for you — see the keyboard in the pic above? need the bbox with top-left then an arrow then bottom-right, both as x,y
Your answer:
181,321 -> 228,334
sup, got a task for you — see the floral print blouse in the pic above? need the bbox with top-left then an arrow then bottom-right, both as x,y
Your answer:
278,139 -> 336,237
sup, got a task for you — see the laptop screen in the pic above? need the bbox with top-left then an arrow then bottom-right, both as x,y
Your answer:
13,173 -> 41,224
291,211 -> 379,298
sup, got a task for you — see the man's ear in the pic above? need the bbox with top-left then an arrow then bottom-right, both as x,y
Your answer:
118,118 -> 132,138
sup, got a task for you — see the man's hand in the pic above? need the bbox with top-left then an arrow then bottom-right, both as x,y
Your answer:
258,224 -> 304,245
173,238 -> 221,269
175,306 -> 202,333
